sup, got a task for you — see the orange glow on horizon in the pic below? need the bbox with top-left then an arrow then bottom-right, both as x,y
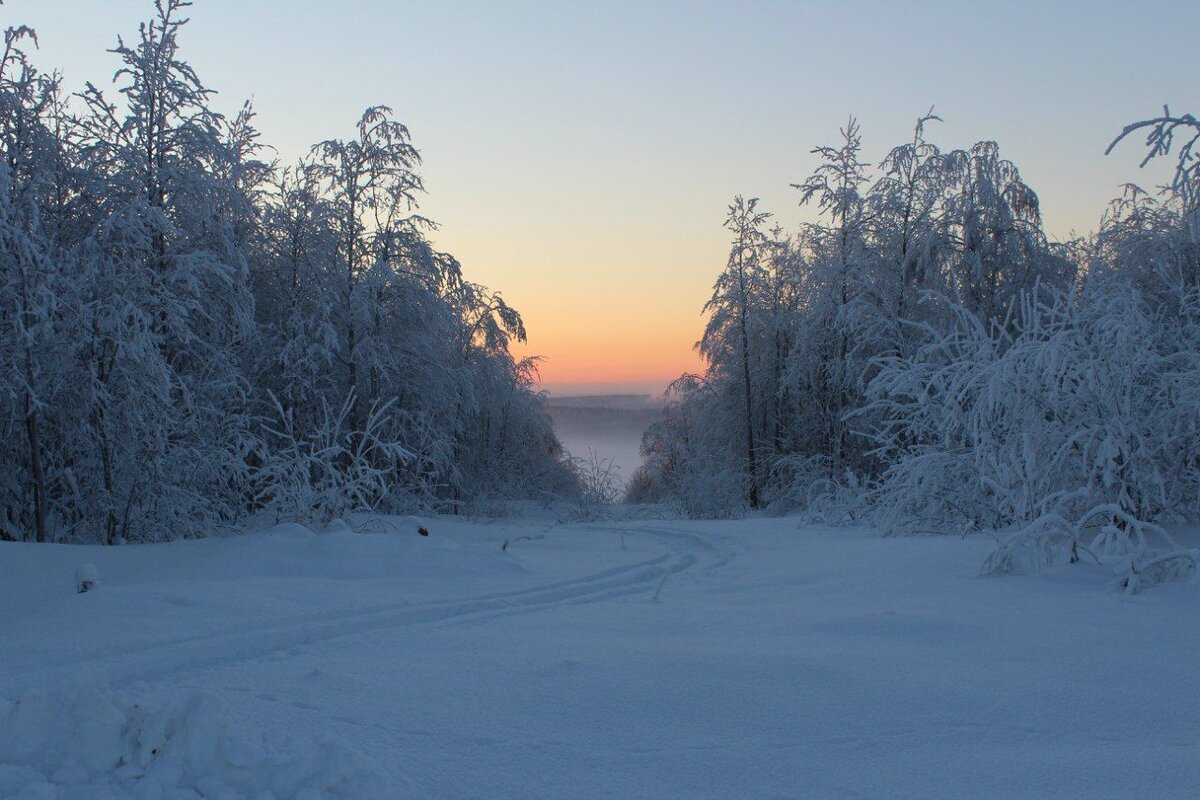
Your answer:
430,210 -> 726,399
513,328 -> 705,394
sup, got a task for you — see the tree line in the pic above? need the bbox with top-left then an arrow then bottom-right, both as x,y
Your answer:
631,108 -> 1200,587
0,0 -> 576,544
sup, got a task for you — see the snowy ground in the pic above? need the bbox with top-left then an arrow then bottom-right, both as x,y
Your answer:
2,515 -> 1198,798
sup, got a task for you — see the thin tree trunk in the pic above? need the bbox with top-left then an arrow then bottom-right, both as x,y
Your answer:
738,266 -> 759,508
18,271 -> 48,543
24,390 -> 47,543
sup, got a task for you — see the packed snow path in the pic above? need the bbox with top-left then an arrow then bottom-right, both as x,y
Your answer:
2,517 -> 1198,798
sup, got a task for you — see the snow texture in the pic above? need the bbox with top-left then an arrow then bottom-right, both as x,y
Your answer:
3,516 -> 1197,798
0,679 -> 384,799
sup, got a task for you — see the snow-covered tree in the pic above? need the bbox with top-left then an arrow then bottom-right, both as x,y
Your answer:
792,118 -> 873,472
700,196 -> 772,508
642,106 -> 1200,593
0,23 -> 68,543
65,0 -> 258,541
0,1 -> 575,541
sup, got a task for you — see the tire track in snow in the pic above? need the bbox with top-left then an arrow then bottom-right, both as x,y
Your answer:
6,527 -> 706,692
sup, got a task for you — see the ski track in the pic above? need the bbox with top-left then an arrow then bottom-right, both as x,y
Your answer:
7,524 -> 716,692
589,522 -> 736,574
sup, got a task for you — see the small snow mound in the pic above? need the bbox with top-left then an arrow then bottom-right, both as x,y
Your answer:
267,522 -> 317,541
0,679 -> 387,798
324,518 -> 356,537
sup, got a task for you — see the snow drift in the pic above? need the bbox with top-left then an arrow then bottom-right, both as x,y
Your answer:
0,678 -> 385,799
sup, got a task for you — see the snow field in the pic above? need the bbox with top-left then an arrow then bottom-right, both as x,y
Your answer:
2,516 -> 1197,798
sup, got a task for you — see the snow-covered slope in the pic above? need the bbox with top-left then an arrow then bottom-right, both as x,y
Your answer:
2,517 -> 1197,798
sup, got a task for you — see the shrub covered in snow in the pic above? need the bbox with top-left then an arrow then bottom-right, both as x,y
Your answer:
864,280 -> 1200,587
867,283 -> 1200,531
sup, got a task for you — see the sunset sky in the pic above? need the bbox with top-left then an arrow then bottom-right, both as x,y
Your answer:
13,0 -> 1195,395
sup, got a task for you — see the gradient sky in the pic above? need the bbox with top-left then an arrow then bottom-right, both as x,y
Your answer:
8,0 -> 1196,394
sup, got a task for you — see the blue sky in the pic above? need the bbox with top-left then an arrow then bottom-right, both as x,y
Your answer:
9,0 -> 1196,392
